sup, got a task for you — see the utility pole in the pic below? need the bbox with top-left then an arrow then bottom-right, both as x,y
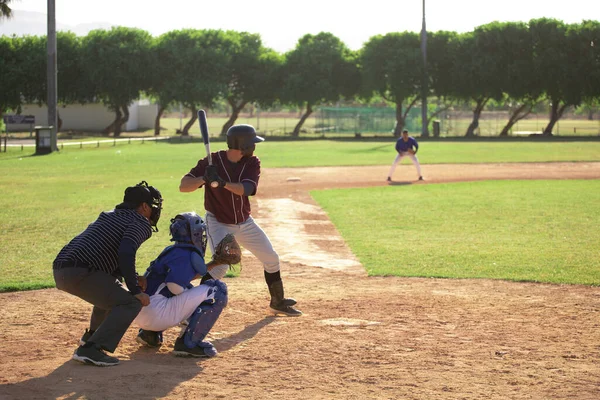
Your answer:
420,0 -> 428,137
47,0 -> 58,151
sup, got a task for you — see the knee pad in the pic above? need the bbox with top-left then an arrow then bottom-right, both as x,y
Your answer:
183,280 -> 228,348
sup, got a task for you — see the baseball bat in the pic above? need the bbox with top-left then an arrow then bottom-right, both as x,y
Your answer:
197,110 -> 219,188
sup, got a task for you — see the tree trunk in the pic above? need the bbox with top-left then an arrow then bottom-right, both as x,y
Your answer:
181,105 -> 198,136
221,99 -> 248,136
57,110 -> 63,132
292,103 -> 313,137
543,101 -> 569,136
154,104 -> 166,136
499,103 -> 534,136
114,105 -> 129,138
465,98 -> 489,137
393,101 -> 405,137
587,109 -> 594,121
425,104 -> 452,136
103,106 -> 123,136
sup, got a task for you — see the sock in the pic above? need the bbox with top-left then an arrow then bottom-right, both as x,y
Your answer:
264,270 -> 281,286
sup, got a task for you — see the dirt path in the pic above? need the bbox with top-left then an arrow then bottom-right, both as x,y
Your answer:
1,162 -> 599,400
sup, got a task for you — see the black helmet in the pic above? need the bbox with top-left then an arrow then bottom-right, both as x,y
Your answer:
226,124 -> 264,156
117,181 -> 163,232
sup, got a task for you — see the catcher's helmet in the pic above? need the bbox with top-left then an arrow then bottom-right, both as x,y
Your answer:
169,212 -> 207,255
119,181 -> 163,232
226,124 -> 264,155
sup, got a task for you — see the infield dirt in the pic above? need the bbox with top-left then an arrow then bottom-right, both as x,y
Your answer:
1,162 -> 599,400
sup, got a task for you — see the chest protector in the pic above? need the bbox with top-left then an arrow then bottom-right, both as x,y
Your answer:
144,244 -> 206,296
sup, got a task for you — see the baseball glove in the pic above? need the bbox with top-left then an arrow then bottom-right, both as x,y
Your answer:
211,234 -> 242,268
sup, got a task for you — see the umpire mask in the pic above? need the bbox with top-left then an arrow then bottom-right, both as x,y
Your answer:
122,181 -> 163,232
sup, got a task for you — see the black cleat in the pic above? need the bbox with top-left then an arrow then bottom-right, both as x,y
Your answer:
79,329 -> 94,346
418,176 -> 424,181
282,297 -> 297,307
387,177 -> 392,182
72,344 -> 119,367
270,303 -> 303,317
136,329 -> 163,348
172,337 -> 217,358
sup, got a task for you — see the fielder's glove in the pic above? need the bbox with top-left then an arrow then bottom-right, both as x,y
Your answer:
210,234 -> 242,269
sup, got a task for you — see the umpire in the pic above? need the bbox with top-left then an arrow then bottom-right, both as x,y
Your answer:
53,181 -> 163,366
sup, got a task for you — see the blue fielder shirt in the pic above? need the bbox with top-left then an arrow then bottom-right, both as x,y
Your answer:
395,136 -> 419,153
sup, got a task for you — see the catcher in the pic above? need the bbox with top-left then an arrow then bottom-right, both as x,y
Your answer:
133,212 -> 241,357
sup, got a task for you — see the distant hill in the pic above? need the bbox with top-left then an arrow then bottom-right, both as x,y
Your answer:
0,10 -> 115,37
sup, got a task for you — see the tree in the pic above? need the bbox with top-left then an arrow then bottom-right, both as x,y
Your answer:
530,19 -> 583,136
152,29 -> 230,136
448,29 -> 504,136
426,31 -> 459,135
361,32 -> 422,136
477,22 -> 541,136
219,32 -> 284,135
0,36 -> 21,123
283,32 -> 361,137
0,0 -> 14,19
572,20 -> 600,122
14,33 -> 89,131
81,27 -> 153,136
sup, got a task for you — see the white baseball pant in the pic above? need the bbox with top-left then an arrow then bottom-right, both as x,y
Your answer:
205,212 -> 279,279
388,151 -> 422,179
134,284 -> 213,332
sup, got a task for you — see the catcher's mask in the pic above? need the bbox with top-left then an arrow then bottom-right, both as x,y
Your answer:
169,212 -> 207,255
226,124 -> 264,157
118,181 -> 163,232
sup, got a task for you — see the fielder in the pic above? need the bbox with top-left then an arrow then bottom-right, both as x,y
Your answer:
387,129 -> 424,182
134,212 -> 240,357
179,124 -> 301,316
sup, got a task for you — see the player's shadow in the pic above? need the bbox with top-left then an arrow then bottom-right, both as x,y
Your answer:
388,180 -> 413,186
212,316 -> 277,353
0,357 -> 202,400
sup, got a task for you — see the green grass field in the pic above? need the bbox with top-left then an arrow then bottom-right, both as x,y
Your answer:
0,141 -> 598,291
311,180 -> 600,285
2,138 -> 600,166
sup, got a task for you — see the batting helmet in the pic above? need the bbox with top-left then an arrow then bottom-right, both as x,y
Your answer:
118,181 -> 163,232
169,212 -> 207,255
226,124 -> 264,155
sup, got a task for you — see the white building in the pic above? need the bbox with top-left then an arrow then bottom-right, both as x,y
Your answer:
13,100 -> 157,133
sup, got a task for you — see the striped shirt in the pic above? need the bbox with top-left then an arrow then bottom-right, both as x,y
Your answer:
54,209 -> 152,294
186,150 -> 260,225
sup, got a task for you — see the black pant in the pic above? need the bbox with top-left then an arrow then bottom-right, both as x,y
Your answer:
53,266 -> 142,353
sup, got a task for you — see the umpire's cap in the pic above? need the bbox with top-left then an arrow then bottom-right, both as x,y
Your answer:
117,181 -> 162,210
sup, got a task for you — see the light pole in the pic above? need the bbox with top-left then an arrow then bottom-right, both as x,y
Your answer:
420,0 -> 428,137
47,0 -> 58,150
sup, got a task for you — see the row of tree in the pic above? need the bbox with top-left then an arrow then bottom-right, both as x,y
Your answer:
1,18 -> 599,137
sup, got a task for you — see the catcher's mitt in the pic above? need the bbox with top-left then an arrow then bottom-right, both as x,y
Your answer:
211,234 -> 242,267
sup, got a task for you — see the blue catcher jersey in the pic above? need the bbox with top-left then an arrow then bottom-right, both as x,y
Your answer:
144,244 -> 207,298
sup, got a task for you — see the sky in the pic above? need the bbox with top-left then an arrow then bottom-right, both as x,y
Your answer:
10,0 -> 600,52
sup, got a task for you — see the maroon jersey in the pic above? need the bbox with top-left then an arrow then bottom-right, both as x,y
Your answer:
186,150 -> 260,224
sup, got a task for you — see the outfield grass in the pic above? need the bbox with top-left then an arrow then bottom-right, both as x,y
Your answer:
0,142 -> 598,290
311,180 -> 600,285
2,139 -> 600,166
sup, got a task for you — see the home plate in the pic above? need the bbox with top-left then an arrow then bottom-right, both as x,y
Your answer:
286,177 -> 301,182
320,318 -> 381,327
